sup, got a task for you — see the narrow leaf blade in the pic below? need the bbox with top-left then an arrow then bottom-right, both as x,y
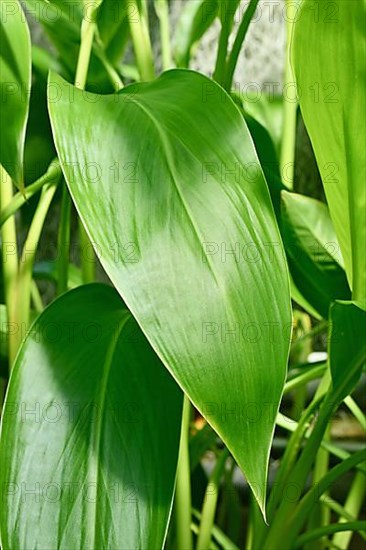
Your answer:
0,0 -> 31,186
292,0 -> 366,309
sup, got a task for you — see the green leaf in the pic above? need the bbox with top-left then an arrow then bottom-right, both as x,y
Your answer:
329,301 -> 366,402
241,108 -> 285,220
0,0 -> 31,187
281,191 -> 351,319
173,0 -> 219,67
48,69 -> 292,515
22,0 -> 127,91
0,284 -> 182,549
292,0 -> 366,309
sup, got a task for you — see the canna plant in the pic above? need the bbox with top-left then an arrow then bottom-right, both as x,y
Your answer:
0,0 -> 365,549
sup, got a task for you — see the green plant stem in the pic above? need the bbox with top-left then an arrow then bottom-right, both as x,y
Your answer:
284,364 -> 326,394
175,394 -> 193,550
75,17 -> 97,89
320,495 -> 366,539
57,183 -> 71,295
332,471 -> 366,549
264,347 -> 366,550
127,0 -> 155,80
280,0 -> 298,188
344,395 -> 366,430
287,450 -> 366,547
197,448 -> 230,550
306,425 -> 331,549
0,166 -> 18,366
14,183 -> 57,354
0,160 -> 61,229
213,7 -> 233,86
293,319 -> 328,346
94,46 -> 124,90
265,397 -> 324,528
31,280 -> 43,313
294,522 -> 366,549
223,0 -> 260,91
277,411 -> 365,471
154,0 -> 172,70
74,9 -> 98,283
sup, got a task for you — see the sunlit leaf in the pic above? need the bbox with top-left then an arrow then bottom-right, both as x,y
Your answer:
48,69 -> 291,514
292,0 -> 366,309
0,284 -> 182,549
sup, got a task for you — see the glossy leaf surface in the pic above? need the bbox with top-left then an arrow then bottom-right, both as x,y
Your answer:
48,69 -> 292,513
0,0 -> 31,186
281,191 -> 350,319
293,0 -> 366,309
0,284 -> 182,549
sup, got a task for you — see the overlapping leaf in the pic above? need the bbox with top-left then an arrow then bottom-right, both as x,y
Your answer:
0,284 -> 182,549
0,0 -> 31,187
281,191 -> 350,318
328,301 -> 366,402
292,0 -> 366,309
48,69 -> 291,513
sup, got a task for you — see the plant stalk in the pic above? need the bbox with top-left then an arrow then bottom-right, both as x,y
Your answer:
332,471 -> 366,549
57,183 -> 71,295
14,183 -> 57,353
74,7 -> 98,283
280,0 -> 298,188
175,394 -> 193,550
154,0 -> 173,70
0,160 -> 61,229
197,448 -> 230,550
223,0 -> 260,91
0,166 -> 18,366
127,0 -> 155,80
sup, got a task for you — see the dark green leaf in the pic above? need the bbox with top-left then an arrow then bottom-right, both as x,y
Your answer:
281,191 -> 351,318
329,301 -> 366,402
241,109 -> 284,220
0,0 -> 31,186
48,69 -> 291,514
0,284 -> 182,549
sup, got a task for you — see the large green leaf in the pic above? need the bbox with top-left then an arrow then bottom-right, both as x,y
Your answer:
281,191 -> 351,318
48,69 -> 292,513
0,0 -> 31,186
328,301 -> 366,403
0,284 -> 182,549
292,0 -> 366,309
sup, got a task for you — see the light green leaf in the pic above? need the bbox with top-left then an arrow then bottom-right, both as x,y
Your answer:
0,0 -> 31,187
0,284 -> 182,549
48,69 -> 292,514
292,0 -> 366,309
173,0 -> 219,67
328,301 -> 366,402
281,191 -> 351,318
